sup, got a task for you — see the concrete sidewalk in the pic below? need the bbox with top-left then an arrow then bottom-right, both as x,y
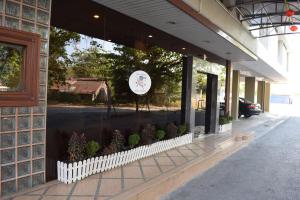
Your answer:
163,116 -> 298,200
5,114 -> 285,200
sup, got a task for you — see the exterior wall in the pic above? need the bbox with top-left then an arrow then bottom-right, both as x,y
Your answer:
0,0 -> 50,196
183,0 -> 257,54
182,0 -> 288,82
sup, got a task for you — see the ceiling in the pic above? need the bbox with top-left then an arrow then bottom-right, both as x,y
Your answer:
51,0 -> 229,65
231,0 -> 300,37
92,0 -> 257,62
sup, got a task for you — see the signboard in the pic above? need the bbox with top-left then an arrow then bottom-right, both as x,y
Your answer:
129,70 -> 151,95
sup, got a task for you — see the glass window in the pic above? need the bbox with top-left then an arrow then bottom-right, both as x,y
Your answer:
0,42 -> 24,92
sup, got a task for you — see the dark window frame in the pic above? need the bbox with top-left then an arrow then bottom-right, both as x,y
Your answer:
0,27 -> 40,107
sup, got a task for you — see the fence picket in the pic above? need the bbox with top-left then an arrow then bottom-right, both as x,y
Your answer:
67,163 -> 72,184
63,163 -> 68,184
101,156 -> 107,172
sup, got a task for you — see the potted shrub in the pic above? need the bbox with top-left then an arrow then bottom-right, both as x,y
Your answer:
219,116 -> 233,133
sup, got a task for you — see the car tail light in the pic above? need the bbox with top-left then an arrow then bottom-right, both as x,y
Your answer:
248,105 -> 256,109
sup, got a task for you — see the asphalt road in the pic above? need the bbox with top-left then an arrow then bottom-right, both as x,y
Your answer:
163,117 -> 300,200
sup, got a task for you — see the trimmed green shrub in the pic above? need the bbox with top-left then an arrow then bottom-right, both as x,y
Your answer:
85,140 -> 101,158
128,133 -> 141,148
177,124 -> 187,136
155,129 -> 166,141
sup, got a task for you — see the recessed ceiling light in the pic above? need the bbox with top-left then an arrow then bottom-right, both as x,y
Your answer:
93,14 -> 100,19
182,47 -> 186,50
148,34 -> 153,38
108,39 -> 112,42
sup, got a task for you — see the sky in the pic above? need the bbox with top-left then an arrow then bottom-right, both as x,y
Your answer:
66,36 -> 116,56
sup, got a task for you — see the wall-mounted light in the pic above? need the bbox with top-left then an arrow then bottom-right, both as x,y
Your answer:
93,14 -> 100,19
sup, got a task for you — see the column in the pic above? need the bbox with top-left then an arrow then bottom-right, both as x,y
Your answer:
245,77 -> 256,103
181,56 -> 193,127
231,70 -> 240,120
257,81 -> 265,112
264,82 -> 271,112
224,60 -> 232,116
205,74 -> 219,133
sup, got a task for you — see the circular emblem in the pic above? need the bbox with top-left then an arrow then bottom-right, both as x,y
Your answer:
129,70 -> 151,95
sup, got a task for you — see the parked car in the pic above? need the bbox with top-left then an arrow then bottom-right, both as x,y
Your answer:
239,97 -> 261,118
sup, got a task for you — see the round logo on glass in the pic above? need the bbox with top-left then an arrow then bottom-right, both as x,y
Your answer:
129,70 -> 151,95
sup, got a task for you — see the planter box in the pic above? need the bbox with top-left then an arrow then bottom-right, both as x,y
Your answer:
57,133 -> 193,184
219,122 -> 232,133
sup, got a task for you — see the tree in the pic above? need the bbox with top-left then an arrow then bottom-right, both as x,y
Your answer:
48,27 -> 80,88
0,44 -> 22,90
108,45 -> 182,112
70,40 -> 113,117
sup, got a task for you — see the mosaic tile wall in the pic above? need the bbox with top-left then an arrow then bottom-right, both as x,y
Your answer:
0,0 -> 51,196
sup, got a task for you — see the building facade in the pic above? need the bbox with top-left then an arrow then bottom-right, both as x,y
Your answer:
0,0 -> 292,196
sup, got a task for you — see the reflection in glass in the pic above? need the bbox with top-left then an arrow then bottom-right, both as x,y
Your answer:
0,42 -> 24,92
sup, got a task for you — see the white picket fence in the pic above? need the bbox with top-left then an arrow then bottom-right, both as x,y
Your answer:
57,133 -> 193,184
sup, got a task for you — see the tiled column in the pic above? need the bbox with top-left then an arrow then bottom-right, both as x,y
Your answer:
231,70 -> 240,120
264,82 -> 271,112
245,77 -> 256,103
0,0 -> 51,196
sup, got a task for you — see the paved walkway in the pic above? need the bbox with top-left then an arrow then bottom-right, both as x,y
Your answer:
5,113 -> 284,200
164,116 -> 299,200
7,134 -> 240,200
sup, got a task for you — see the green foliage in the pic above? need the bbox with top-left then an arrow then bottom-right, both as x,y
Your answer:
0,44 -> 22,90
67,132 -> 86,162
70,41 -> 111,79
166,123 -> 178,139
177,124 -> 187,136
108,45 -> 182,111
128,133 -> 140,148
85,140 -> 101,158
155,129 -> 166,141
141,124 -> 156,145
48,27 -> 80,88
219,116 -> 233,125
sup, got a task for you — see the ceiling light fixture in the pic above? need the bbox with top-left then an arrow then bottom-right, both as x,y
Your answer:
108,39 -> 112,42
182,47 -> 186,50
93,14 -> 100,19
148,34 -> 153,38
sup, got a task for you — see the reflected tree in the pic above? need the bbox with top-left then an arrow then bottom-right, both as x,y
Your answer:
48,27 -> 80,88
0,43 -> 23,90
71,41 -> 113,117
108,45 -> 182,112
